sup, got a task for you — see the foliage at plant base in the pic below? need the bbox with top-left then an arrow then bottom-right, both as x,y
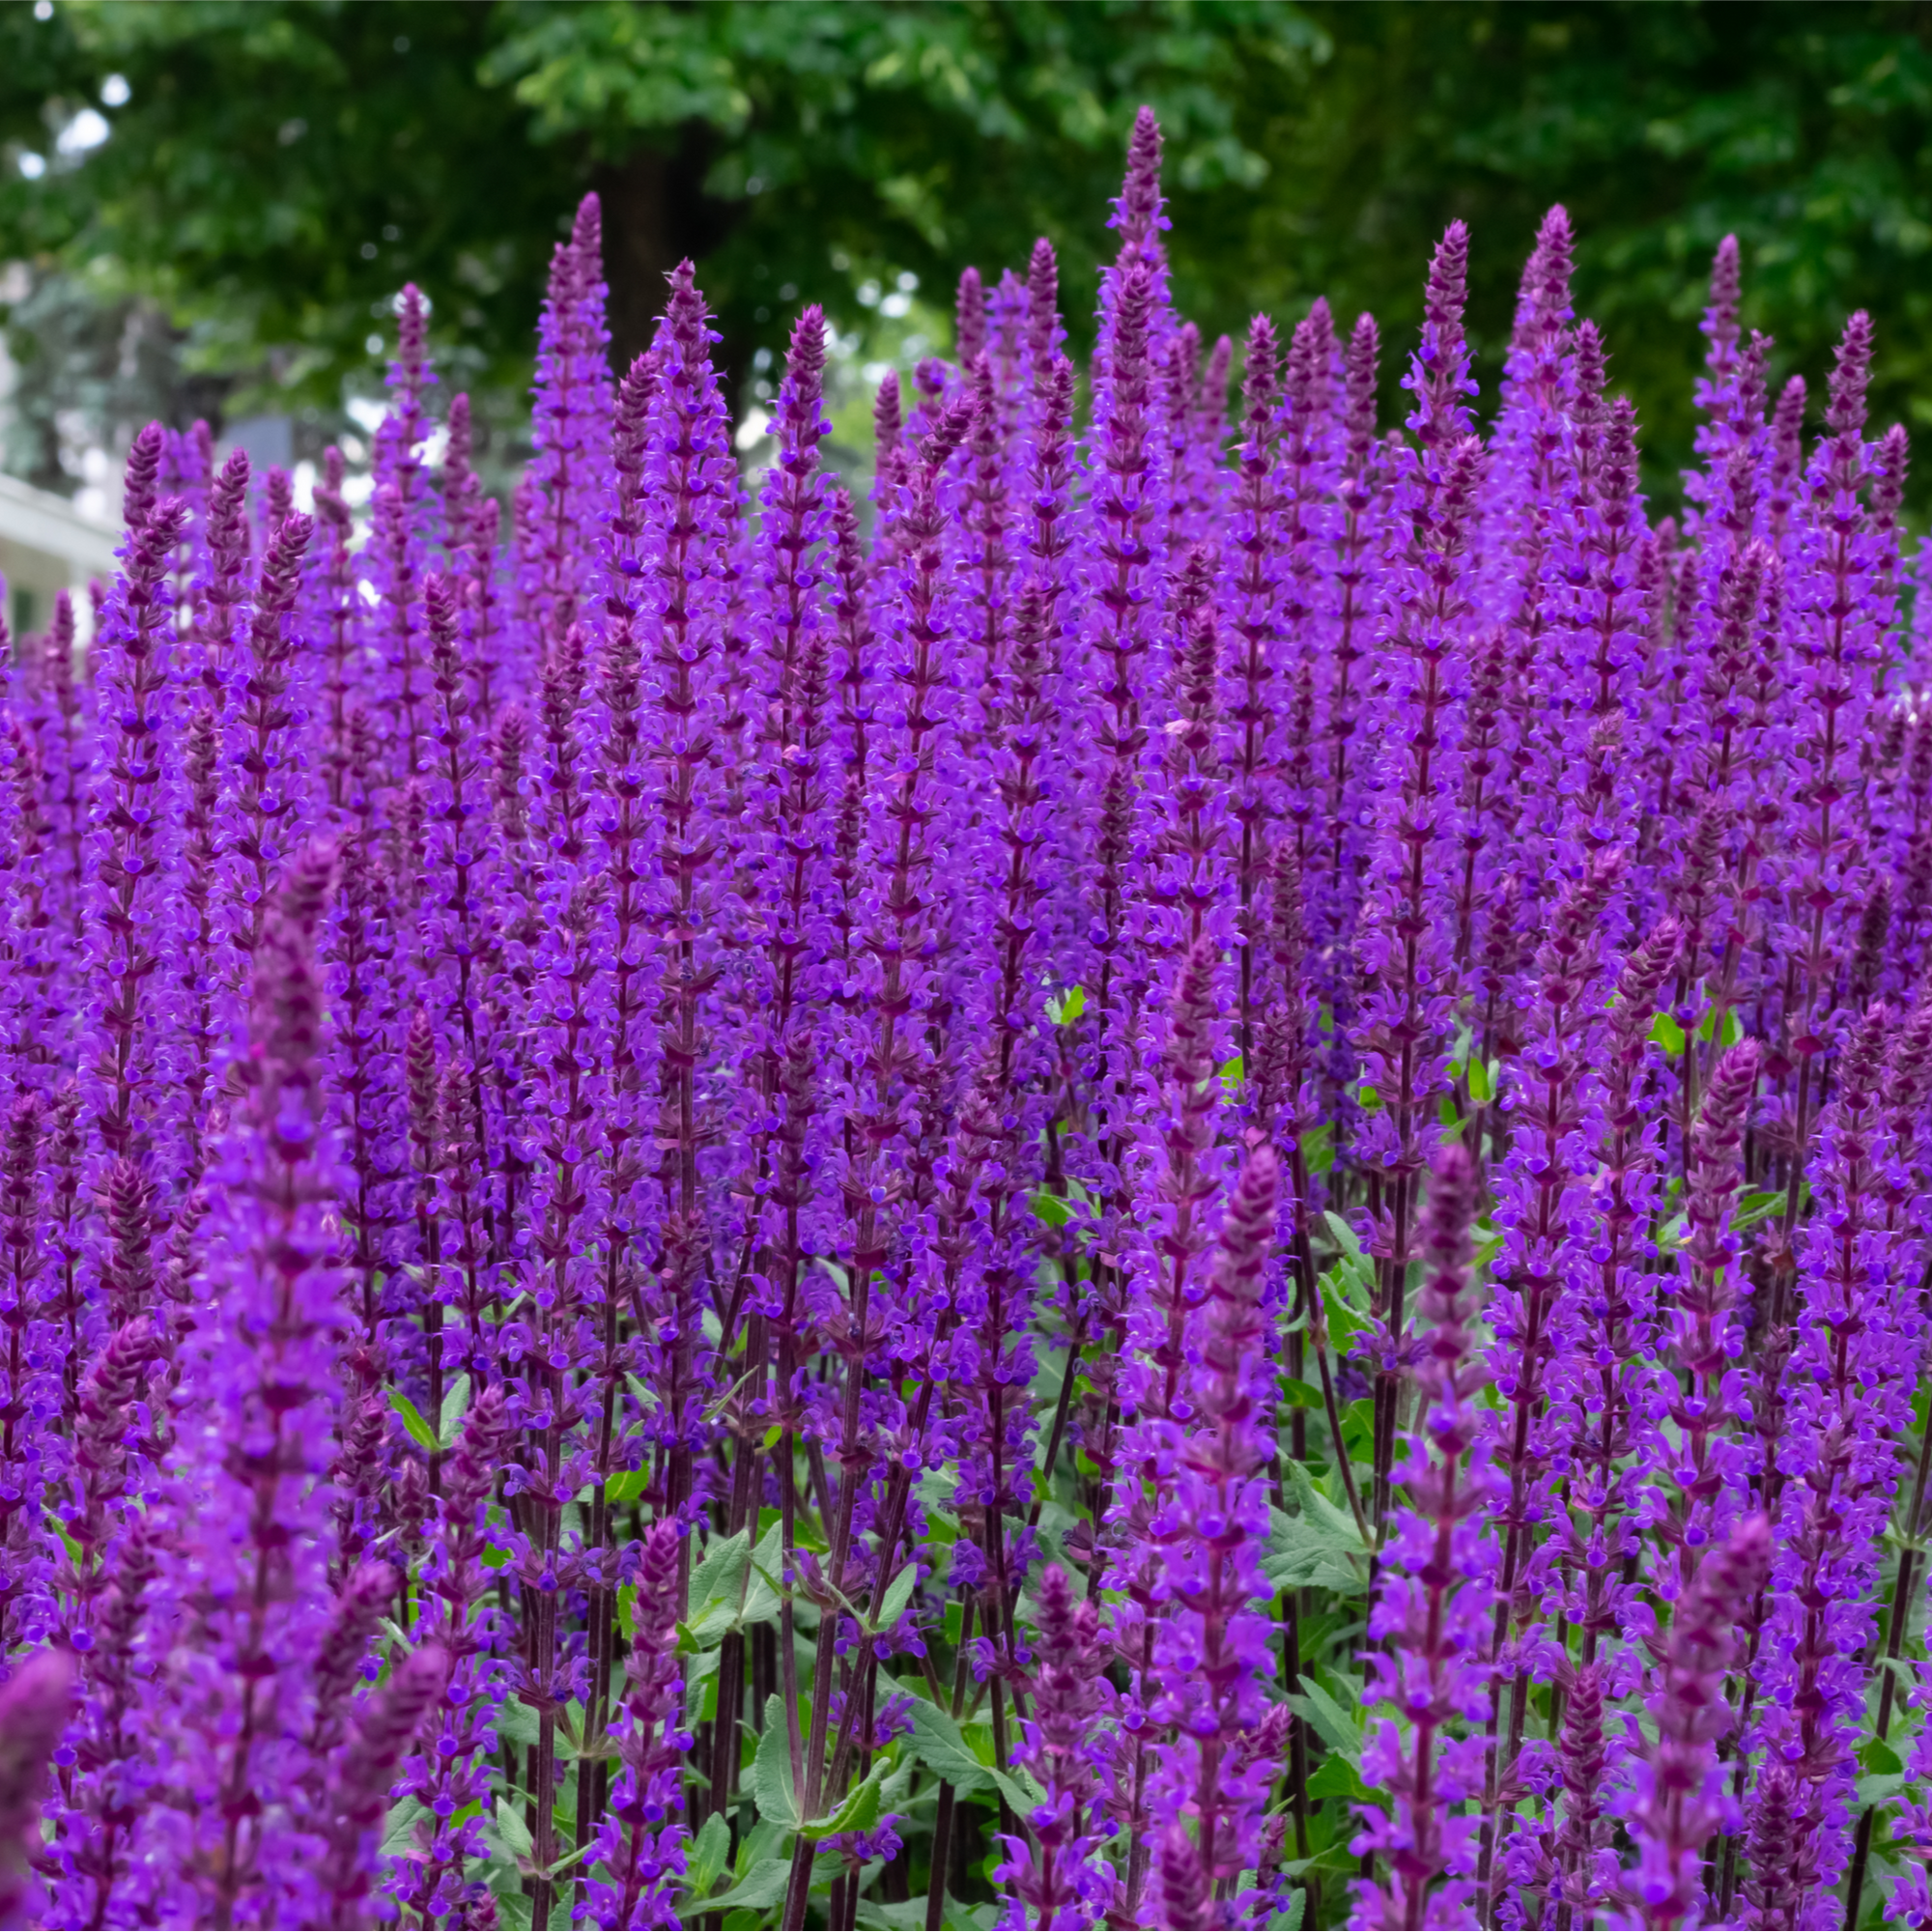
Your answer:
0,103 -> 1928,1932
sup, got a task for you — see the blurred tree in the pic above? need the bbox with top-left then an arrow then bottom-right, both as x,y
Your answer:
1,0 -> 1927,507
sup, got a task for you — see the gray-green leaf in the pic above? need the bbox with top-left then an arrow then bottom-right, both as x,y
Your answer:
870,1560 -> 920,1634
1287,1680 -> 1363,1766
696,1857 -> 795,1918
682,1810 -> 731,1899
492,1796 -> 534,1861
903,1696 -> 993,1796
746,1694 -> 801,1831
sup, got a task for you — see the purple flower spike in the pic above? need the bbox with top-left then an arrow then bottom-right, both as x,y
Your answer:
0,1650 -> 72,1928
1620,1514 -> 1772,1930
1352,1142 -> 1496,1931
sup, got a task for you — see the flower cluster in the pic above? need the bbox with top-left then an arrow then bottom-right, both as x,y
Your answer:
0,103 -> 1926,1932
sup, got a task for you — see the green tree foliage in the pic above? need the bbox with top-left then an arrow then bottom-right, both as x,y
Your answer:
2,1 -> 1928,504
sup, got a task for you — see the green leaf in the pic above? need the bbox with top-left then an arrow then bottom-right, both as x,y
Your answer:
1466,1056 -> 1492,1104
493,1796 -> 534,1861
1732,1190 -> 1785,1233
1267,1888 -> 1308,1931
1277,1376 -> 1324,1409
1300,1121 -> 1335,1178
871,1560 -> 920,1633
1694,1003 -> 1743,1046
1649,1011 -> 1687,1055
690,1528 -> 750,1612
1861,1735 -> 1905,1776
604,1468 -> 648,1503
1218,1052 -> 1245,1089
492,1889 -> 533,1931
381,1795 -> 427,1857
990,1764 -> 1048,1815
696,1857 -> 795,1918
1355,1081 -> 1382,1113
903,1695 -> 994,1796
1046,984 -> 1086,1025
740,1520 -> 784,1629
1284,1839 -> 1366,1881
807,1759 -> 888,1840
1321,1272 -> 1364,1350
1305,1753 -> 1367,1800
1264,1469 -> 1371,1593
1287,1680 -> 1363,1765
684,1811 -> 732,1900
439,1373 -> 472,1446
859,1901 -> 952,1930
1321,1211 -> 1363,1260
683,1529 -> 753,1646
389,1389 -> 439,1453
496,1698 -> 541,1749
746,1694 -> 802,1831
1030,1188 -> 1074,1229
1856,1770 -> 1906,1810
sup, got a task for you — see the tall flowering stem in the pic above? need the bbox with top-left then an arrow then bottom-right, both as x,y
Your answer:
1352,1141 -> 1495,1930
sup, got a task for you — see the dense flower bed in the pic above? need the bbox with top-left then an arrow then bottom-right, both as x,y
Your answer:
0,105 -> 1925,1932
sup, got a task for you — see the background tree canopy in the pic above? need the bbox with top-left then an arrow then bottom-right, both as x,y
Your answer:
2,0 -> 1929,512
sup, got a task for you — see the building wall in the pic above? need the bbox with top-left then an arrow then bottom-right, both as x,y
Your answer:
0,469 -> 120,650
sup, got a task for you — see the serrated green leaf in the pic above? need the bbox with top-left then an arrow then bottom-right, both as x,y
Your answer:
696,1856 -> 794,1918
1321,1211 -> 1363,1260
871,1560 -> 920,1633
491,1888 -> 533,1930
439,1373 -> 472,1446
808,1759 -> 887,1839
1267,1887 -> 1308,1930
1861,1735 -> 1905,1776
495,1698 -> 540,1749
1264,1474 -> 1371,1594
739,1520 -> 783,1629
1287,1680 -> 1363,1765
746,1694 -> 801,1830
990,1765 -> 1047,1814
1856,1770 -> 1906,1810
388,1389 -> 439,1453
682,1527 -> 763,1647
690,1529 -> 750,1616
381,1795 -> 426,1857
1321,1272 -> 1364,1350
493,1796 -> 533,1861
903,1695 -> 994,1795
683,1810 -> 731,1899
1283,1838 -> 1366,1880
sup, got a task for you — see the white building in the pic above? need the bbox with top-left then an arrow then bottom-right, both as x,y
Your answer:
0,468 -> 118,649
